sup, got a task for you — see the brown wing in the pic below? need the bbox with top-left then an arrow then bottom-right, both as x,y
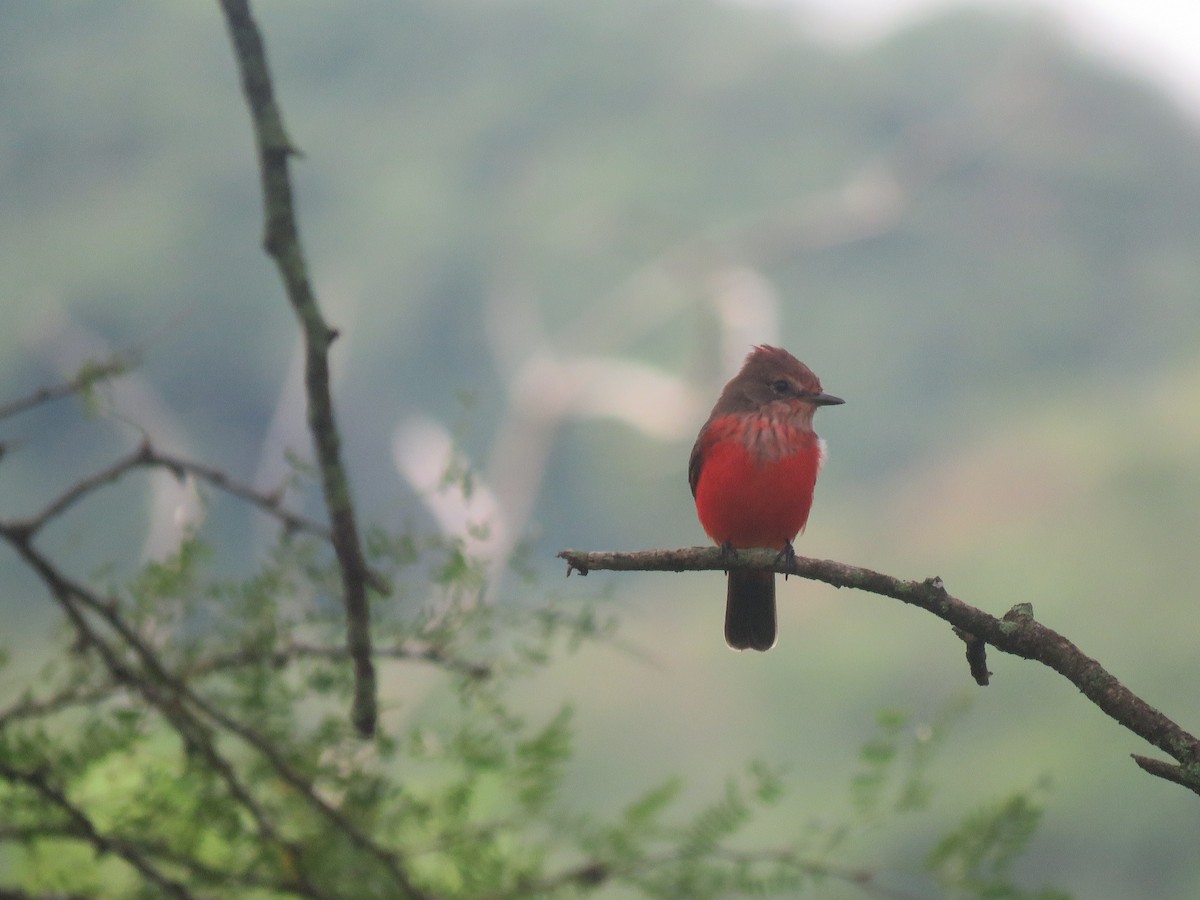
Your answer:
687,429 -> 706,498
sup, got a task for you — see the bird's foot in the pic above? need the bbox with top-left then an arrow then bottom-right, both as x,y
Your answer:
773,540 -> 796,580
718,541 -> 738,574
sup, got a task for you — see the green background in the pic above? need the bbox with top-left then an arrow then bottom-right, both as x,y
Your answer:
2,2 -> 1198,896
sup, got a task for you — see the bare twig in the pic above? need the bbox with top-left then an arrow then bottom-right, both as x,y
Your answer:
0,680 -> 119,730
952,626 -> 991,686
10,439 -> 328,542
1130,754 -> 1200,793
557,546 -> 1200,796
217,0 -> 378,738
0,355 -> 133,423
145,443 -> 332,538
190,640 -> 492,682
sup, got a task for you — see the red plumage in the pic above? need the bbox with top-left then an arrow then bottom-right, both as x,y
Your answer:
689,346 -> 842,651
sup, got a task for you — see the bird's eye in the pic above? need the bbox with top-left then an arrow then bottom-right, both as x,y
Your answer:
770,379 -> 791,395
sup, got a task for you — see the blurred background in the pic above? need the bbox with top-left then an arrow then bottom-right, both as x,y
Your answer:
2,0 -> 1198,896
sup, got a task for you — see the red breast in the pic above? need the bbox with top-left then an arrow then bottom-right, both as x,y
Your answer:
692,413 -> 824,549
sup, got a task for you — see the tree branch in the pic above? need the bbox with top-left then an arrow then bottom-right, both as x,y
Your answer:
0,822 -> 329,899
0,526 -> 431,900
0,761 -> 196,900
8,438 -> 330,543
0,531 -> 305,878
0,639 -> 489,737
0,355 -> 133,423
557,546 -> 1200,796
190,639 -> 492,682
218,0 -> 378,737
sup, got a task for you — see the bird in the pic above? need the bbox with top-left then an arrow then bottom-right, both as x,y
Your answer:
688,345 -> 843,650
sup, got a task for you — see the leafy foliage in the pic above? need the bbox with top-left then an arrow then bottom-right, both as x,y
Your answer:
927,786 -> 1069,900
844,706 -> 1069,900
0,449 -> 1066,898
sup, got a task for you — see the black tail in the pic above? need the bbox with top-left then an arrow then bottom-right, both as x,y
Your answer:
724,569 -> 777,651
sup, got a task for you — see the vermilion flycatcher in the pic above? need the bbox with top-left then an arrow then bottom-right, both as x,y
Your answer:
689,345 -> 843,651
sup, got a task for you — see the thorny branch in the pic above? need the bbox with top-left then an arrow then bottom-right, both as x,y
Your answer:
217,0 -> 379,738
557,546 -> 1200,797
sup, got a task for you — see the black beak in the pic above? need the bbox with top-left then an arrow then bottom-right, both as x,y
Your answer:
811,392 -> 844,406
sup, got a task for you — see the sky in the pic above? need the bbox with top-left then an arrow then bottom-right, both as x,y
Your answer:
791,0 -> 1200,119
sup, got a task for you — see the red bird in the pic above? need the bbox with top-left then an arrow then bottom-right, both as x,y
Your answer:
689,346 -> 843,651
